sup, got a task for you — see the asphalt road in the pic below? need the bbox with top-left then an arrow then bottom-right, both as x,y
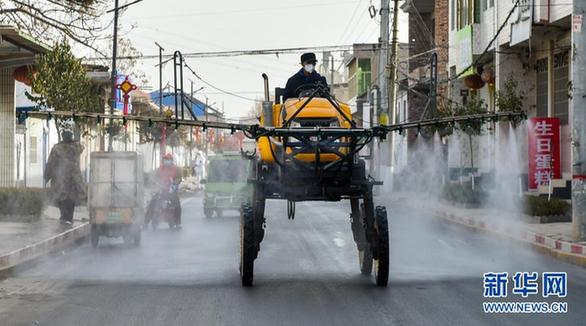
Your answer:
0,194 -> 584,326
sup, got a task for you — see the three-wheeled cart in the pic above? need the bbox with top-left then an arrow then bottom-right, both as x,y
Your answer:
89,151 -> 144,247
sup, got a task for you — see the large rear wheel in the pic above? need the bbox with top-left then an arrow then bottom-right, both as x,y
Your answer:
90,224 -> 99,248
358,246 -> 373,275
353,200 -> 372,275
133,226 -> 141,246
240,204 -> 255,287
373,206 -> 389,287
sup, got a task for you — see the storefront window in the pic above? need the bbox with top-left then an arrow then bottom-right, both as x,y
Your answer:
553,51 -> 569,124
451,0 -> 456,30
535,58 -> 548,117
474,0 -> 481,23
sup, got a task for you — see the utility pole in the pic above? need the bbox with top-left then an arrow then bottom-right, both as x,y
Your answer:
330,54 -> 335,95
106,0 -> 144,152
572,2 -> 586,241
155,42 -> 164,114
108,0 -> 120,152
190,80 -> 194,165
205,97 -> 209,156
155,42 -> 165,166
387,0 -> 400,167
378,0 -> 390,126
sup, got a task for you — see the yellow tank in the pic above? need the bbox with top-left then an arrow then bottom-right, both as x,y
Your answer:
257,97 -> 352,163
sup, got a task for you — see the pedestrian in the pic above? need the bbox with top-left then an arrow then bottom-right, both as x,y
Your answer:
194,151 -> 205,186
45,125 -> 86,227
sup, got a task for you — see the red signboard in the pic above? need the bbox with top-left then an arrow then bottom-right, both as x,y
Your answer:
528,117 -> 561,189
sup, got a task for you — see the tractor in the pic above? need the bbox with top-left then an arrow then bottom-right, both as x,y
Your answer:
239,74 -> 388,287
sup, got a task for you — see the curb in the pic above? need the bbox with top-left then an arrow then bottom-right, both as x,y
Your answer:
435,211 -> 586,267
0,223 -> 89,272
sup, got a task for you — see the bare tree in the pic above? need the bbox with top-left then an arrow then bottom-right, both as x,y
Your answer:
98,37 -> 148,85
0,0 -> 110,55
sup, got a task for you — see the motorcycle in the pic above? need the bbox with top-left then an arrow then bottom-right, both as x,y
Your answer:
145,184 -> 181,229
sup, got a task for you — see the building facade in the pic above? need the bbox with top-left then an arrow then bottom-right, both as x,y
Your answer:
447,0 -> 572,197
398,0 -> 449,172
0,26 -> 48,187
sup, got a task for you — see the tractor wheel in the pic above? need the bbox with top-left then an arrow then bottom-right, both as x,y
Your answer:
351,199 -> 371,275
253,184 -> 266,248
133,226 -> 141,246
204,208 -> 213,218
359,246 -> 373,275
373,206 -> 389,287
240,204 -> 255,287
90,225 -> 99,248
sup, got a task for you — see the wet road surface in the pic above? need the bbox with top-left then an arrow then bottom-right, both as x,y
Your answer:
0,194 -> 584,325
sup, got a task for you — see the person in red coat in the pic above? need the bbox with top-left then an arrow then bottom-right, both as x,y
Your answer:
146,153 -> 182,228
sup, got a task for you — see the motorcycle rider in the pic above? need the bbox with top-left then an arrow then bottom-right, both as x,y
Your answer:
146,153 -> 182,228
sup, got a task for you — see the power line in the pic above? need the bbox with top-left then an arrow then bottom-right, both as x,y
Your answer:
183,61 -> 263,103
107,0 -> 145,13
335,0 -> 368,45
131,0 -> 364,20
83,44 -> 356,62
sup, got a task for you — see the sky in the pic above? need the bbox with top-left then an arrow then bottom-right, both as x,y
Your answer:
92,0 -> 408,120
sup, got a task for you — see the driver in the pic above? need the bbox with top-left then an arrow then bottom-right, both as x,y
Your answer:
283,52 -> 329,101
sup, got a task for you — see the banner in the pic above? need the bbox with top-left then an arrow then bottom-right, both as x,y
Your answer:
528,117 -> 561,189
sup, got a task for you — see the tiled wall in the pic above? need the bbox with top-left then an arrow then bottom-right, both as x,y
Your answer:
0,67 -> 15,187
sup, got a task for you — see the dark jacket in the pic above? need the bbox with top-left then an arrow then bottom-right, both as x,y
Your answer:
45,140 -> 86,205
283,69 -> 328,101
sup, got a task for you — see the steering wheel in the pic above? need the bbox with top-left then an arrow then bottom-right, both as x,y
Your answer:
294,84 -> 324,98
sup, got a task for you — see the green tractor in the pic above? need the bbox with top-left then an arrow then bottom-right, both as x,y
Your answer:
203,152 -> 251,218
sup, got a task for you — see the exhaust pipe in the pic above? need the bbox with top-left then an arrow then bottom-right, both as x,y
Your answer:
262,73 -> 270,102
261,73 -> 273,127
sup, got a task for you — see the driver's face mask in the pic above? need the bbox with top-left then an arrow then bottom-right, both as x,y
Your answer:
303,63 -> 315,73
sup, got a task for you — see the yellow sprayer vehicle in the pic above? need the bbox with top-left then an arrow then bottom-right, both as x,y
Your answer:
239,74 -> 388,286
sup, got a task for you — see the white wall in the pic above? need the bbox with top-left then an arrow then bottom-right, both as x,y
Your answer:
550,0 -> 572,24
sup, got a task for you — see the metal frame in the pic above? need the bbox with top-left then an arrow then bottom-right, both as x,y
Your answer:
24,110 -> 526,141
